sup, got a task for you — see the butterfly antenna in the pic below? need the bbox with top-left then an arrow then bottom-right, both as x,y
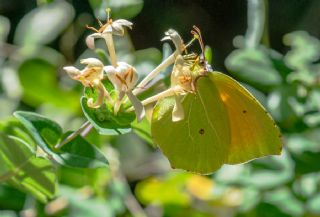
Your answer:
191,26 -> 205,60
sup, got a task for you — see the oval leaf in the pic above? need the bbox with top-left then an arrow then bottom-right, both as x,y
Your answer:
0,133 -> 56,202
14,111 -> 108,168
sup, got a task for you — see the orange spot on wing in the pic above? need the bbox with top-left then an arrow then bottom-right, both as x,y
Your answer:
219,92 -> 230,102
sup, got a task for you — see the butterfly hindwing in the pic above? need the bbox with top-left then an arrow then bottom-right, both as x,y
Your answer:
210,71 -> 282,164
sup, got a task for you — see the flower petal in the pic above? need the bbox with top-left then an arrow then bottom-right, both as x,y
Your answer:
85,33 -> 102,50
114,19 -> 133,29
114,91 -> 126,115
126,90 -> 145,122
161,29 -> 184,53
87,83 -> 105,108
104,65 -> 122,90
172,95 -> 185,122
63,66 -> 80,79
86,35 -> 95,50
80,58 -> 103,67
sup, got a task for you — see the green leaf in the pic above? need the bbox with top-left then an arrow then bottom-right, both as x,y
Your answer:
204,45 -> 213,64
135,173 -> 191,206
89,0 -> 143,20
7,156 -> 56,203
14,111 -> 62,154
0,211 -> 17,217
59,186 -> 114,217
14,111 -> 108,168
0,118 -> 37,149
0,133 -> 56,202
0,16 -> 10,42
18,58 -> 80,112
225,48 -> 282,91
307,193 -> 320,215
0,133 -> 34,181
267,86 -> 303,131
284,31 -> 320,71
131,118 -> 154,146
264,188 -> 305,216
56,132 -> 108,168
14,1 -> 75,46
81,81 -> 135,135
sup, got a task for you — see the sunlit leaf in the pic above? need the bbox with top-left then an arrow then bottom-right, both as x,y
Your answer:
18,59 -> 80,112
0,133 -> 34,181
284,31 -> 320,71
135,173 -> 191,206
225,48 -> 282,91
8,156 -> 56,203
14,111 -> 108,168
14,1 -> 75,46
0,133 -> 56,202
89,0 -> 143,20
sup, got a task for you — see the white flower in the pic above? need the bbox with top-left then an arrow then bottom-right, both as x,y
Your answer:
170,55 -> 197,121
85,19 -> 133,49
133,29 -> 185,95
63,58 -> 112,108
85,13 -> 132,67
161,29 -> 185,55
135,55 -> 195,122
64,58 -> 104,87
104,62 -> 145,121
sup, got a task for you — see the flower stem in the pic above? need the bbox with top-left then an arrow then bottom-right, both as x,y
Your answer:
105,34 -> 118,67
132,53 -> 176,95
127,87 -> 176,112
55,121 -> 92,149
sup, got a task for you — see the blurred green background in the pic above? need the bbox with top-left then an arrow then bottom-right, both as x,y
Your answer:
1,0 -> 320,216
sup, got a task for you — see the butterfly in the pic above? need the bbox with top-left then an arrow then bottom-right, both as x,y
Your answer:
151,27 -> 282,174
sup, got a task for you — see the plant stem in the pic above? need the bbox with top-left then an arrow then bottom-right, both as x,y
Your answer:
127,88 -> 176,112
133,53 -> 176,96
104,34 -> 118,67
107,147 -> 148,217
55,121 -> 92,149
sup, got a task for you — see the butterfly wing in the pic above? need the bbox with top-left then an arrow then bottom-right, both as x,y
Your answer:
151,76 -> 231,174
209,71 -> 282,164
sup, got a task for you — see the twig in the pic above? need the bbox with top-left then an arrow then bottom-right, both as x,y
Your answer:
106,147 -> 148,217
55,121 -> 92,149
